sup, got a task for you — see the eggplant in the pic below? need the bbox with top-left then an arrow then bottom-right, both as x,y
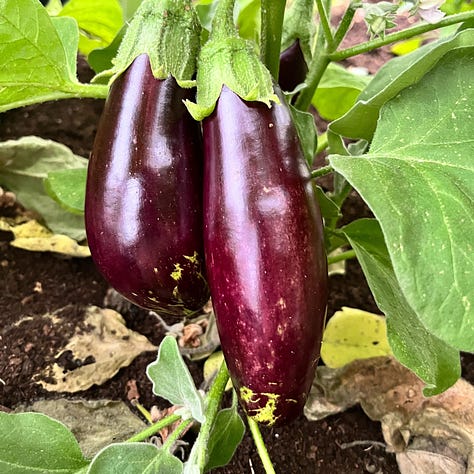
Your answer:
278,40 -> 308,93
85,54 -> 209,317
203,86 -> 328,425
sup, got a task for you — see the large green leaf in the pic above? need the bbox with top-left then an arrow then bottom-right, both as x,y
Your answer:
88,443 -> 183,474
0,137 -> 87,240
342,219 -> 461,395
0,412 -> 89,473
330,49 -> 474,352
329,28 -> 474,141
0,0 -> 108,112
57,0 -> 124,56
45,168 -> 87,215
312,63 -> 371,121
146,336 -> 205,423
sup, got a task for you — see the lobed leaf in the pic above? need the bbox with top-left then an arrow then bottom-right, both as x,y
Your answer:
342,219 -> 461,395
331,49 -> 474,352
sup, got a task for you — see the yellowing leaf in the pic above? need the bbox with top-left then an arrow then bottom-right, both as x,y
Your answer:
321,307 -> 392,368
0,219 -> 90,257
390,37 -> 423,56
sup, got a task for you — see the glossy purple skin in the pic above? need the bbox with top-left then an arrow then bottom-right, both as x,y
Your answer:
278,40 -> 308,93
85,54 -> 209,317
203,86 -> 328,425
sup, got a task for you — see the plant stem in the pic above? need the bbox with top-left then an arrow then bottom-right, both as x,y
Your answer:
311,164 -> 333,179
125,414 -> 181,443
294,51 -> 330,110
162,419 -> 193,452
327,249 -> 356,265
132,400 -> 153,423
247,417 -> 275,474
72,83 -> 109,99
330,11 -> 474,61
315,0 -> 334,49
332,4 -> 356,49
195,360 -> 230,471
260,0 -> 286,79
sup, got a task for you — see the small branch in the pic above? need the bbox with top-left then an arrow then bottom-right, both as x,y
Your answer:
131,400 -> 154,424
125,414 -> 181,443
311,164 -> 333,179
162,419 -> 193,452
315,0 -> 334,49
195,360 -> 230,471
327,249 -> 356,265
332,4 -> 356,50
260,0 -> 286,79
247,417 -> 276,474
329,11 -> 474,61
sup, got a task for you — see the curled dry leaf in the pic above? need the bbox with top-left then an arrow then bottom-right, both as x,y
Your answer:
36,306 -> 157,392
304,357 -> 474,474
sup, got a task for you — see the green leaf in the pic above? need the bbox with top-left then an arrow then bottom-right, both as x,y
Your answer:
330,49 -> 474,352
57,0 -> 124,56
0,412 -> 89,473
312,63 -> 371,121
88,25 -> 127,75
88,443 -> 183,474
0,0 -> 108,112
205,403 -> 245,471
45,168 -> 87,215
289,103 -> 317,165
329,28 -> 474,141
315,186 -> 341,222
146,336 -> 205,423
236,0 -> 260,42
119,0 -> 143,20
342,219 -> 461,396
0,137 -> 87,240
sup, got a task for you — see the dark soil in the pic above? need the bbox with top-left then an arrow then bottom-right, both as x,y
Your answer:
0,12 -> 470,474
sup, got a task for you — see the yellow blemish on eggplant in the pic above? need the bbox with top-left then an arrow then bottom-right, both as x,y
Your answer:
153,267 -> 159,274
171,263 -> 183,281
183,251 -> 199,264
240,387 -> 280,426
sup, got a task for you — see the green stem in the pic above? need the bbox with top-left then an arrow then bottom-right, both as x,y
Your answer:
210,0 -> 236,40
315,0 -> 334,49
132,401 -> 153,423
329,11 -> 474,61
311,164 -> 333,179
260,0 -> 286,79
327,249 -> 356,265
294,51 -> 330,110
125,414 -> 181,443
162,419 -> 193,452
247,417 -> 275,474
332,4 -> 356,50
195,360 -> 230,471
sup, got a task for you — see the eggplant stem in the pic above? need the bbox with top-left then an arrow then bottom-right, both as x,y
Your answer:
327,249 -> 356,265
247,417 -> 276,474
162,419 -> 193,453
311,164 -> 333,179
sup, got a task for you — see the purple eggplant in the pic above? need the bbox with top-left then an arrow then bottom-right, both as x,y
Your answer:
203,86 -> 328,425
85,54 -> 209,317
278,40 -> 308,93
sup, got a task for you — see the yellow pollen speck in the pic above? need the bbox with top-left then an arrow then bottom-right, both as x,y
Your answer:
183,251 -> 199,264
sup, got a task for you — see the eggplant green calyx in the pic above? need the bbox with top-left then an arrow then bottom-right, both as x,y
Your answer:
185,0 -> 278,121
281,0 -> 315,64
94,0 -> 201,88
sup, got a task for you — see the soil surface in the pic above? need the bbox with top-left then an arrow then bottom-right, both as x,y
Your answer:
1,11 -> 472,474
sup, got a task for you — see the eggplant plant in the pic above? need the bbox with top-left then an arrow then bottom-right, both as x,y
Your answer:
0,0 -> 473,472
